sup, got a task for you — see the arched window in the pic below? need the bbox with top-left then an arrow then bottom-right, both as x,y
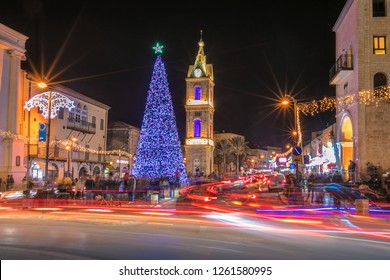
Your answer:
374,72 -> 388,97
194,119 -> 201,137
194,86 -> 201,100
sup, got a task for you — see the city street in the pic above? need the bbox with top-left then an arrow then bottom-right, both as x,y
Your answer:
0,196 -> 389,260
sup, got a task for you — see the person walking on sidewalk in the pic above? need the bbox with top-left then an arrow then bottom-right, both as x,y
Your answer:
306,173 -> 315,202
348,160 -> 356,183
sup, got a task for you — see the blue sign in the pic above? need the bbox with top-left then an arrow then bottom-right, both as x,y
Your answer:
39,123 -> 47,142
303,155 -> 310,164
292,146 -> 302,156
290,163 -> 295,169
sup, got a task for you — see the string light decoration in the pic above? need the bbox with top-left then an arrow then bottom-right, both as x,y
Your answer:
359,85 -> 390,106
132,44 -> 188,184
0,131 -> 132,157
297,97 -> 337,116
24,91 -> 75,118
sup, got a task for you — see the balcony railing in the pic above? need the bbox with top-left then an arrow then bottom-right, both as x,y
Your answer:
329,54 -> 353,85
67,118 -> 96,134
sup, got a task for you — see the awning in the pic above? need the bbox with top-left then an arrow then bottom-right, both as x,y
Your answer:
307,156 -> 327,166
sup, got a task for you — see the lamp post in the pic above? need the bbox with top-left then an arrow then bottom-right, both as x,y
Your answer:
118,146 -> 125,179
282,95 -> 301,186
282,95 -> 299,146
37,82 -> 53,187
65,145 -> 71,178
26,73 -> 32,182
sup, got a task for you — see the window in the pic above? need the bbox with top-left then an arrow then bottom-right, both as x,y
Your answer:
54,145 -> 59,157
344,82 -> 348,95
373,0 -> 386,17
194,86 -> 201,100
92,116 -> 96,128
58,108 -> 64,119
194,119 -> 201,137
16,156 -> 20,166
75,103 -> 81,123
194,112 -> 201,117
100,119 -> 104,130
373,72 -> 388,97
373,36 -> 386,54
69,111 -> 75,122
85,144 -> 90,160
82,105 -> 88,126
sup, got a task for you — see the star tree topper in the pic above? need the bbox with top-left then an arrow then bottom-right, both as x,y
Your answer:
153,42 -> 164,54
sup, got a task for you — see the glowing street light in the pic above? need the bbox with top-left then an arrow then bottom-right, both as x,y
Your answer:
281,95 -> 301,146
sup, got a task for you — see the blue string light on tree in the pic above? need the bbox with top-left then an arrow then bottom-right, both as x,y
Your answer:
132,43 -> 188,184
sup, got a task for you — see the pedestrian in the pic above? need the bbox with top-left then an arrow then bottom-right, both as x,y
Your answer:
306,173 -> 315,202
348,160 -> 356,183
9,175 -> 14,189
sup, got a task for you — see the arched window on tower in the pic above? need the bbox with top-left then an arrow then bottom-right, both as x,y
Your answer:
373,72 -> 388,97
194,119 -> 201,137
194,86 -> 201,100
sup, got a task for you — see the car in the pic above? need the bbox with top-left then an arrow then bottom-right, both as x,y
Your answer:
261,173 -> 287,191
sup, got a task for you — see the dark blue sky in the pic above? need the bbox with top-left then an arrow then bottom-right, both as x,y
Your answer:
0,0 -> 347,147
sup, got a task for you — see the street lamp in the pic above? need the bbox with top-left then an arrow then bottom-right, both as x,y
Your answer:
37,82 -> 53,187
118,146 -> 126,179
65,145 -> 71,178
282,95 -> 301,186
281,95 -> 300,146
64,136 -> 77,179
25,73 -> 32,182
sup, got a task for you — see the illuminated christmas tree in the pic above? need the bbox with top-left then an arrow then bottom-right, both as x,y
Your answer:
133,43 -> 188,184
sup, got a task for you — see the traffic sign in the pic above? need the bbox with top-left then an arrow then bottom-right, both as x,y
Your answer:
303,155 -> 310,164
293,154 -> 302,164
292,146 -> 302,156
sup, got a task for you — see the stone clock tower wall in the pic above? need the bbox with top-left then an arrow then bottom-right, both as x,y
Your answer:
184,37 -> 215,177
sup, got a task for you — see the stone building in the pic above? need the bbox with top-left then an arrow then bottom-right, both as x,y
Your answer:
330,0 -> 390,180
106,121 -> 140,176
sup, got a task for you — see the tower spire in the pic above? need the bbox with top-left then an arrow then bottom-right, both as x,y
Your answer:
194,30 -> 206,71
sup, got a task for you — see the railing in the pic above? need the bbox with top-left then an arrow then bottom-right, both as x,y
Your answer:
67,118 -> 96,134
329,54 -> 353,82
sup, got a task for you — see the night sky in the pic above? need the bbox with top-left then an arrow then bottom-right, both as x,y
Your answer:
0,0 -> 347,148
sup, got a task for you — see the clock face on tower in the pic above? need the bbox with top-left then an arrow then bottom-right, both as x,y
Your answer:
194,68 -> 202,78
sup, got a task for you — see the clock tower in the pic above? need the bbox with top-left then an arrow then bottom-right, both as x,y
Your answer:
184,33 -> 215,176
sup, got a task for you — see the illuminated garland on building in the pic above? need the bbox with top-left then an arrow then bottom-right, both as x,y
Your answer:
132,44 -> 188,184
0,130 -> 131,157
24,91 -> 75,118
297,97 -> 337,116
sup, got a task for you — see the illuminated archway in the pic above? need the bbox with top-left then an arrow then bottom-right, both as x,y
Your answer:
339,115 -> 353,175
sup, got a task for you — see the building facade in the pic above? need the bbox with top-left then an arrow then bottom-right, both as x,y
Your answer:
106,121 -> 140,177
184,36 -> 215,176
0,23 -> 111,186
0,23 -> 28,185
22,81 -> 111,183
330,0 -> 390,180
